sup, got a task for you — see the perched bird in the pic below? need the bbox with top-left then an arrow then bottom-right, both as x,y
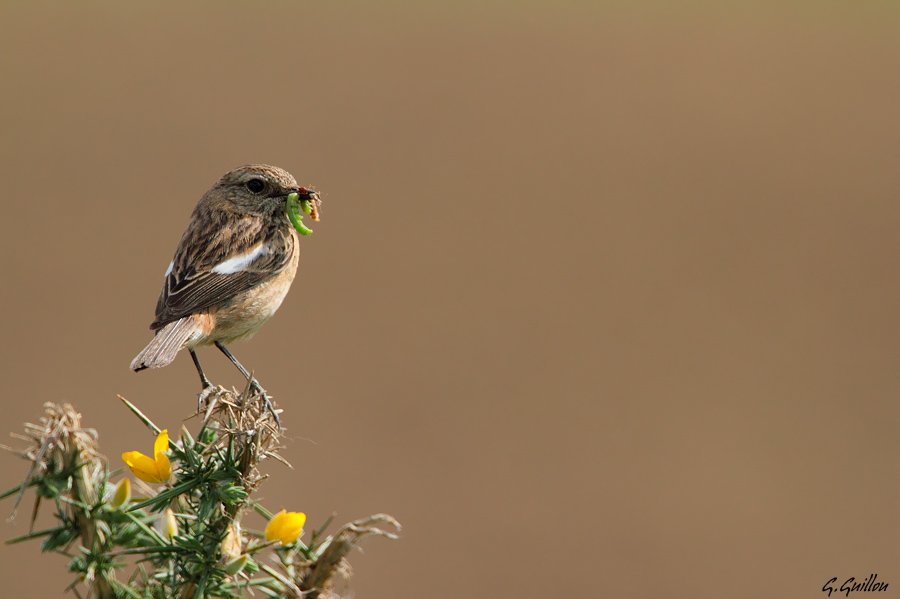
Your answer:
130,165 -> 321,420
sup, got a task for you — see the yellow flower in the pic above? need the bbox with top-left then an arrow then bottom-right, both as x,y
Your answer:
265,510 -> 306,545
160,507 -> 179,540
122,429 -> 171,484
111,478 -> 131,508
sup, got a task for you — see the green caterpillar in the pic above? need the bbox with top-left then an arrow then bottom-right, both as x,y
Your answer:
286,192 -> 314,236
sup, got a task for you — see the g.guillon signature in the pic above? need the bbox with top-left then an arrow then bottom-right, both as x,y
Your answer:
823,574 -> 888,597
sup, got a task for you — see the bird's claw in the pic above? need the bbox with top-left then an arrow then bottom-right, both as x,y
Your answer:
242,379 -> 282,430
197,385 -> 216,413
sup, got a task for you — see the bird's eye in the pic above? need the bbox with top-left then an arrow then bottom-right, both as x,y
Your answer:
246,179 -> 265,193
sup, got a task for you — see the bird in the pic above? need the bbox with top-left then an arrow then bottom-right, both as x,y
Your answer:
130,164 -> 321,423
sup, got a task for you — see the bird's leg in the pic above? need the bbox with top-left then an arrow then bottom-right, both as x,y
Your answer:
190,349 -> 213,389
190,349 -> 215,412
213,342 -> 255,385
214,341 -> 281,428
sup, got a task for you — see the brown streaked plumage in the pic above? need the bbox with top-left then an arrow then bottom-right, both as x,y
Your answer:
130,165 -> 320,418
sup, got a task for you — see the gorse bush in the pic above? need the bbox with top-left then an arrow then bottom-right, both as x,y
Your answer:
1,388 -> 399,599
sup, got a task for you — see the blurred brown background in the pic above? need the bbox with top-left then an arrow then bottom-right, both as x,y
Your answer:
1,1 -> 899,597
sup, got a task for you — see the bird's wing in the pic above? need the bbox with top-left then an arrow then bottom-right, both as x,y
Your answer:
150,212 -> 295,330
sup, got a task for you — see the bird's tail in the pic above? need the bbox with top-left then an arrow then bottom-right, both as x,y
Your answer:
130,318 -> 201,371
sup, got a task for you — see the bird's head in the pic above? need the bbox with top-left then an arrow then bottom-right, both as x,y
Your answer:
208,165 -> 320,224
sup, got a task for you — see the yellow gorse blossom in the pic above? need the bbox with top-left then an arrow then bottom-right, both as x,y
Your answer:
160,507 -> 178,540
111,478 -> 131,508
122,429 -> 171,484
265,510 -> 306,545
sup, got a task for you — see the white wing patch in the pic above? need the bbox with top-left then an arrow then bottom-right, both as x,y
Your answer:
210,244 -> 268,275
164,261 -> 174,277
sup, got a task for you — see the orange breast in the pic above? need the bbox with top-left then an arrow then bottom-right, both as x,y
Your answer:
192,229 -> 301,346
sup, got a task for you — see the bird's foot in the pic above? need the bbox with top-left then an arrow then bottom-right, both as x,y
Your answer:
260,393 -> 282,431
243,378 -> 282,430
197,384 -> 217,413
